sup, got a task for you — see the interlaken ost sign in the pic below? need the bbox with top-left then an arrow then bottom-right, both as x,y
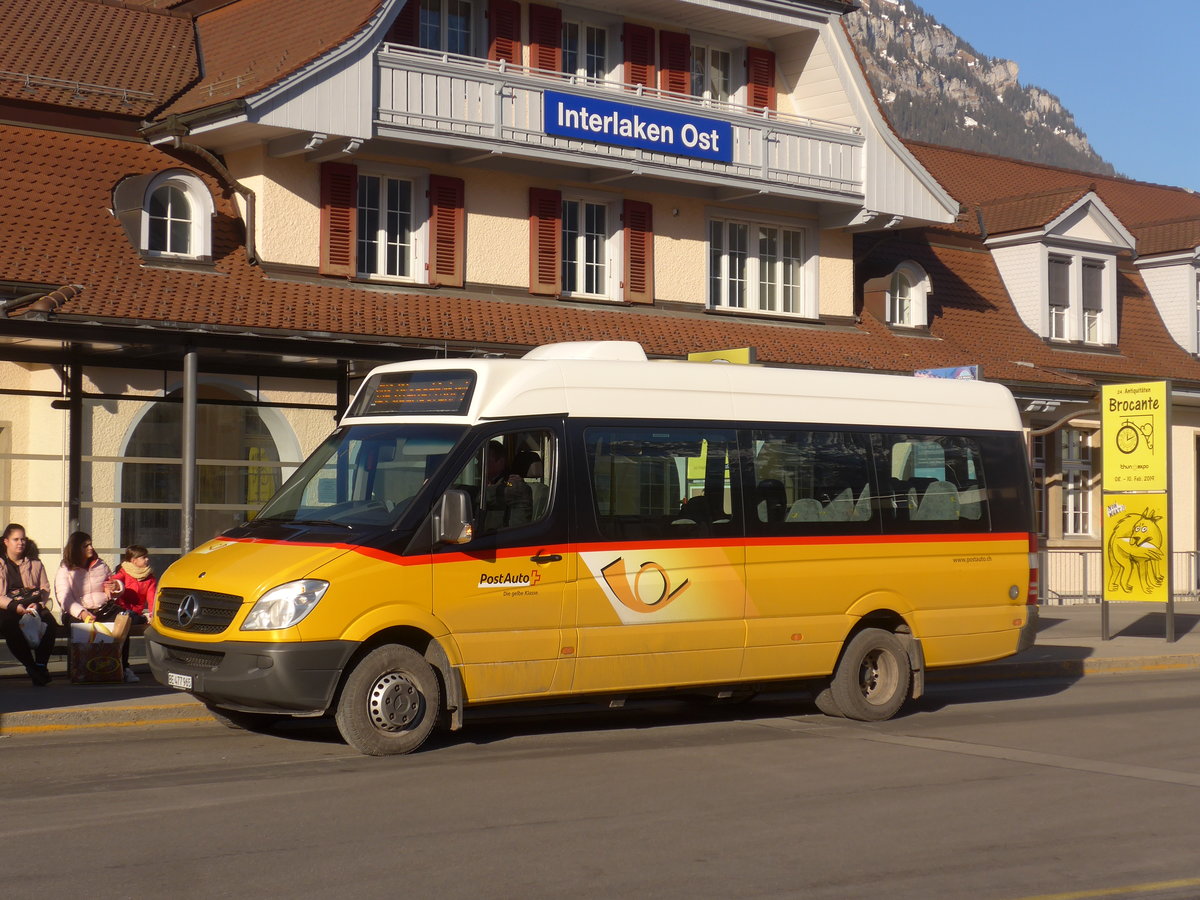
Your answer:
543,90 -> 734,163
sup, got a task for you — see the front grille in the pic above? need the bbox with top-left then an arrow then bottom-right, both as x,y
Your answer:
162,644 -> 225,670
158,588 -> 243,634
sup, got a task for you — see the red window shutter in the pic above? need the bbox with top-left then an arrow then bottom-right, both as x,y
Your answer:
529,3 -> 562,73
385,0 -> 419,45
623,23 -> 656,89
428,175 -> 465,287
320,162 -> 357,277
488,0 -> 521,64
746,47 -> 777,111
623,200 -> 654,304
529,187 -> 562,296
658,31 -> 691,95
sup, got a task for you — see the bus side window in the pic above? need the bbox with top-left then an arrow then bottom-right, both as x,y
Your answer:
878,434 -> 989,528
585,427 -> 736,541
751,430 -> 874,533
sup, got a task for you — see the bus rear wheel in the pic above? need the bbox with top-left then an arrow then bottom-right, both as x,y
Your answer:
829,628 -> 911,722
335,644 -> 441,756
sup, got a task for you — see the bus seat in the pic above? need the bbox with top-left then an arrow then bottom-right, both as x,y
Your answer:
756,479 -> 788,523
851,483 -> 872,521
785,498 -> 824,522
822,488 -> 855,521
958,486 -> 984,520
912,480 -> 960,521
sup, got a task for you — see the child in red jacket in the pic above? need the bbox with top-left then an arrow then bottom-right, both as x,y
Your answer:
109,543 -> 158,622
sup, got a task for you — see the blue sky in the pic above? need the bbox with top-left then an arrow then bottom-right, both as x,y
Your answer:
910,0 -> 1199,191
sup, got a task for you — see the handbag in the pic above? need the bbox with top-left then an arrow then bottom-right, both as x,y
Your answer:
20,611 -> 47,648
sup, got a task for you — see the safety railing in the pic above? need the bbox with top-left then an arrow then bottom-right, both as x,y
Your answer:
1039,548 -> 1200,605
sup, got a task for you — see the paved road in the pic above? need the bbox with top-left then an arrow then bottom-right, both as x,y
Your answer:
6,670 -> 1200,900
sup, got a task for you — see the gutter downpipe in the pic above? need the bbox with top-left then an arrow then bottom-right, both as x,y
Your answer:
181,350 -> 198,554
171,136 -> 258,266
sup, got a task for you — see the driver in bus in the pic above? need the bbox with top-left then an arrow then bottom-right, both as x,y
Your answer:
482,440 -> 533,531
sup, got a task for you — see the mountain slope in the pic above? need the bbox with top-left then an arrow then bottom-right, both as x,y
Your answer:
844,0 -> 1116,177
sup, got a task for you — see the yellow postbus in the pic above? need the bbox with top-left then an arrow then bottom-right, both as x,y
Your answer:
146,341 -> 1037,755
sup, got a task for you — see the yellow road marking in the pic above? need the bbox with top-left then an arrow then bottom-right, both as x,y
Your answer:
6,702 -> 200,717
1,716 -> 212,734
1007,877 -> 1200,900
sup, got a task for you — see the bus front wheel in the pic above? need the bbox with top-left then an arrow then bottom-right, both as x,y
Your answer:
335,644 -> 442,756
829,628 -> 911,722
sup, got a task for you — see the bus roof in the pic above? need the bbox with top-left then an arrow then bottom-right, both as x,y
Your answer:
342,342 -> 1022,432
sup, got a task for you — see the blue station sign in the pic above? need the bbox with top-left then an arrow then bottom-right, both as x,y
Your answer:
543,90 -> 733,163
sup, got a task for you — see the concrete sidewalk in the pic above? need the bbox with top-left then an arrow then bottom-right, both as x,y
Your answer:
2,602 -> 1199,732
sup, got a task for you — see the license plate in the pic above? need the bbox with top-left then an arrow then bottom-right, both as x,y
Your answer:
167,672 -> 193,690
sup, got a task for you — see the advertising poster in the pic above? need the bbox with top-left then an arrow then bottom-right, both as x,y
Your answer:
1101,492 -> 1170,604
1101,381 -> 1168,492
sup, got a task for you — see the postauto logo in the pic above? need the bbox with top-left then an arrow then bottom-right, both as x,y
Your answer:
477,570 -> 542,589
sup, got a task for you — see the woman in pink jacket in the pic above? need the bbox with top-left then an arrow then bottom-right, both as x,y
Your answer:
57,531 -> 137,683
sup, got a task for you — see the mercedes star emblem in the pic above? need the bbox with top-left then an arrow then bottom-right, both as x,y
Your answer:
177,594 -> 200,628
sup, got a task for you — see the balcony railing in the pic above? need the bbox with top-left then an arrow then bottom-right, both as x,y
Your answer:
376,44 -> 864,199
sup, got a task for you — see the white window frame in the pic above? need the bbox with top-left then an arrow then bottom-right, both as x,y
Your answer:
560,6 -> 619,85
140,170 -> 213,260
1060,427 -> 1093,538
707,212 -> 816,318
418,0 -> 479,56
354,166 -> 430,283
688,33 -> 742,106
1045,249 -> 1114,345
561,190 -> 620,300
886,260 -> 929,328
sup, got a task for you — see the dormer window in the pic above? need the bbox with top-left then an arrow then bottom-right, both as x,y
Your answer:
142,172 -> 213,260
112,169 -> 214,263
886,261 -> 929,328
1045,252 -> 1109,345
148,184 -> 192,255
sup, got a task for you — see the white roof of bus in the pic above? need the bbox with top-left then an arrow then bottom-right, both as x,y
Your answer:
342,341 -> 1022,432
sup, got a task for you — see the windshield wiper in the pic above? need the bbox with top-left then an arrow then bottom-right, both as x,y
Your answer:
291,519 -> 354,531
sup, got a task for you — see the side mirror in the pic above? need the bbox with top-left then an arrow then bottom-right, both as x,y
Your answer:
433,489 -> 474,546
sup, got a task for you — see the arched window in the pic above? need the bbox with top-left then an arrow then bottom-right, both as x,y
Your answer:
886,261 -> 930,328
148,184 -> 192,254
139,170 -> 214,260
120,387 -> 285,563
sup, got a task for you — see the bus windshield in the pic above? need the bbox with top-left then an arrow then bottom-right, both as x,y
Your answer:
253,423 -> 465,529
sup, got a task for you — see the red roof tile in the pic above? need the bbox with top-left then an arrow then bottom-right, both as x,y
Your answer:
0,0 -> 196,117
161,0 -> 385,116
978,186 -> 1091,238
908,142 -> 1200,253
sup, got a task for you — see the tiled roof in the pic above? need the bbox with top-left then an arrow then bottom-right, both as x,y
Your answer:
0,0 -> 196,117
5,122 -> 1200,393
160,0 -> 385,117
1133,218 -> 1200,258
908,142 -> 1200,252
977,186 -> 1092,238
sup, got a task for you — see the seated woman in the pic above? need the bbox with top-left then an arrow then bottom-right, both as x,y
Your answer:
57,531 -> 138,683
0,523 -> 59,686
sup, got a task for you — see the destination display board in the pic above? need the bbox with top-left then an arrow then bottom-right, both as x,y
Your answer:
352,371 -> 476,417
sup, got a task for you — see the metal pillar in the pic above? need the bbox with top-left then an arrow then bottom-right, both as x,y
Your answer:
66,359 -> 83,534
180,350 -> 197,554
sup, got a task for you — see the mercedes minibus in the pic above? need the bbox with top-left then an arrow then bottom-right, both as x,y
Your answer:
146,341 -> 1037,755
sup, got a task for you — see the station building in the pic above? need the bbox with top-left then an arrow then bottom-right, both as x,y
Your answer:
2,0 -> 1200,601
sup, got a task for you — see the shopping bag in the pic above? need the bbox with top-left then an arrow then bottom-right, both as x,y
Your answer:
68,622 -> 123,683
20,611 -> 47,647
106,612 -> 133,643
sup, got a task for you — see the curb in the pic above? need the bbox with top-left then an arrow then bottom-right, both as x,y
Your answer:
0,698 -> 207,734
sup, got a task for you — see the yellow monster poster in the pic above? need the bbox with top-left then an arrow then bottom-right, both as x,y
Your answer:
1102,493 -> 1170,603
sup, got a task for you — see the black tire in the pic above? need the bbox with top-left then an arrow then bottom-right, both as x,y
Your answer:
335,644 -> 441,756
812,682 -> 844,717
204,702 -> 280,733
829,628 -> 911,722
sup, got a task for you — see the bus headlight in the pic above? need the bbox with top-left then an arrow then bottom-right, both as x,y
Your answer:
241,580 -> 329,631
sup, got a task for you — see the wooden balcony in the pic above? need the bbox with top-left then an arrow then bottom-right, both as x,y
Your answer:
376,44 -> 864,201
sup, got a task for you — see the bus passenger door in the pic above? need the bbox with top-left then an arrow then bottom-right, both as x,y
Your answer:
431,426 -> 574,701
573,426 -> 746,693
